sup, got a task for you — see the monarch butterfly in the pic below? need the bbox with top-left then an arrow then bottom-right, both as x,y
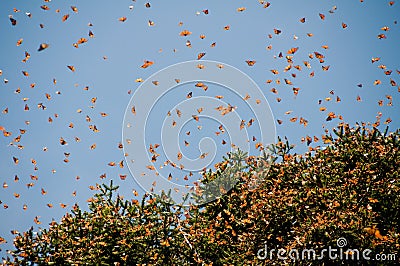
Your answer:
246,60 -> 256,66
119,16 -> 127,22
319,13 -> 325,20
34,216 -> 41,224
77,38 -> 87,44
41,5 -> 50,10
71,6 -> 78,13
342,22 -> 347,28
10,16 -> 17,26
62,14 -> 69,22
141,60 -> 154,68
60,137 -> 67,145
374,80 -> 381,85
326,112 -> 336,121
371,57 -> 380,63
322,65 -> 330,71
237,7 -> 246,12
287,47 -> 298,54
67,65 -> 75,72
263,2 -> 271,8
38,43 -> 49,51
384,117 -> 392,124
16,38 -> 23,46
179,29 -> 192,36
300,17 -> 306,23
197,52 -> 206,60
224,25 -> 230,30
364,227 -> 385,240
284,78 -> 292,85
270,69 -> 279,74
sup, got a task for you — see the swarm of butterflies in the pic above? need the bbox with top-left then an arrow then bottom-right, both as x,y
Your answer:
0,0 -> 398,252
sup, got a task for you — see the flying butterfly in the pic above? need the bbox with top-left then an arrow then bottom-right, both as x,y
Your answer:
62,14 -> 69,22
141,60 -> 154,68
246,60 -> 256,66
197,52 -> 206,60
9,16 -> 17,26
38,43 -> 49,51
180,30 -> 192,36
287,47 -> 299,54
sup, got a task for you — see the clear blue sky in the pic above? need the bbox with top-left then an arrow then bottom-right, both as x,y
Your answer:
0,0 -> 399,257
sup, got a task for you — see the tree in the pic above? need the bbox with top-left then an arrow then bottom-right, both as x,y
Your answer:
3,124 -> 399,265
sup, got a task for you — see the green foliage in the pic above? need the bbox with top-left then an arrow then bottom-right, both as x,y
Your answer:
3,124 -> 399,265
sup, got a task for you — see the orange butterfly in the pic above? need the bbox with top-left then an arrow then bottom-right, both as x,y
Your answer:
141,60 -> 154,68
246,60 -> 256,66
62,14 -> 69,22
287,47 -> 299,54
197,52 -> 206,60
180,30 -> 192,36
322,65 -> 330,71
38,43 -> 49,51
77,38 -> 87,44
9,17 -> 17,26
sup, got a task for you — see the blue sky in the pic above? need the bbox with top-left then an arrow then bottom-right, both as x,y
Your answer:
0,0 -> 399,257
